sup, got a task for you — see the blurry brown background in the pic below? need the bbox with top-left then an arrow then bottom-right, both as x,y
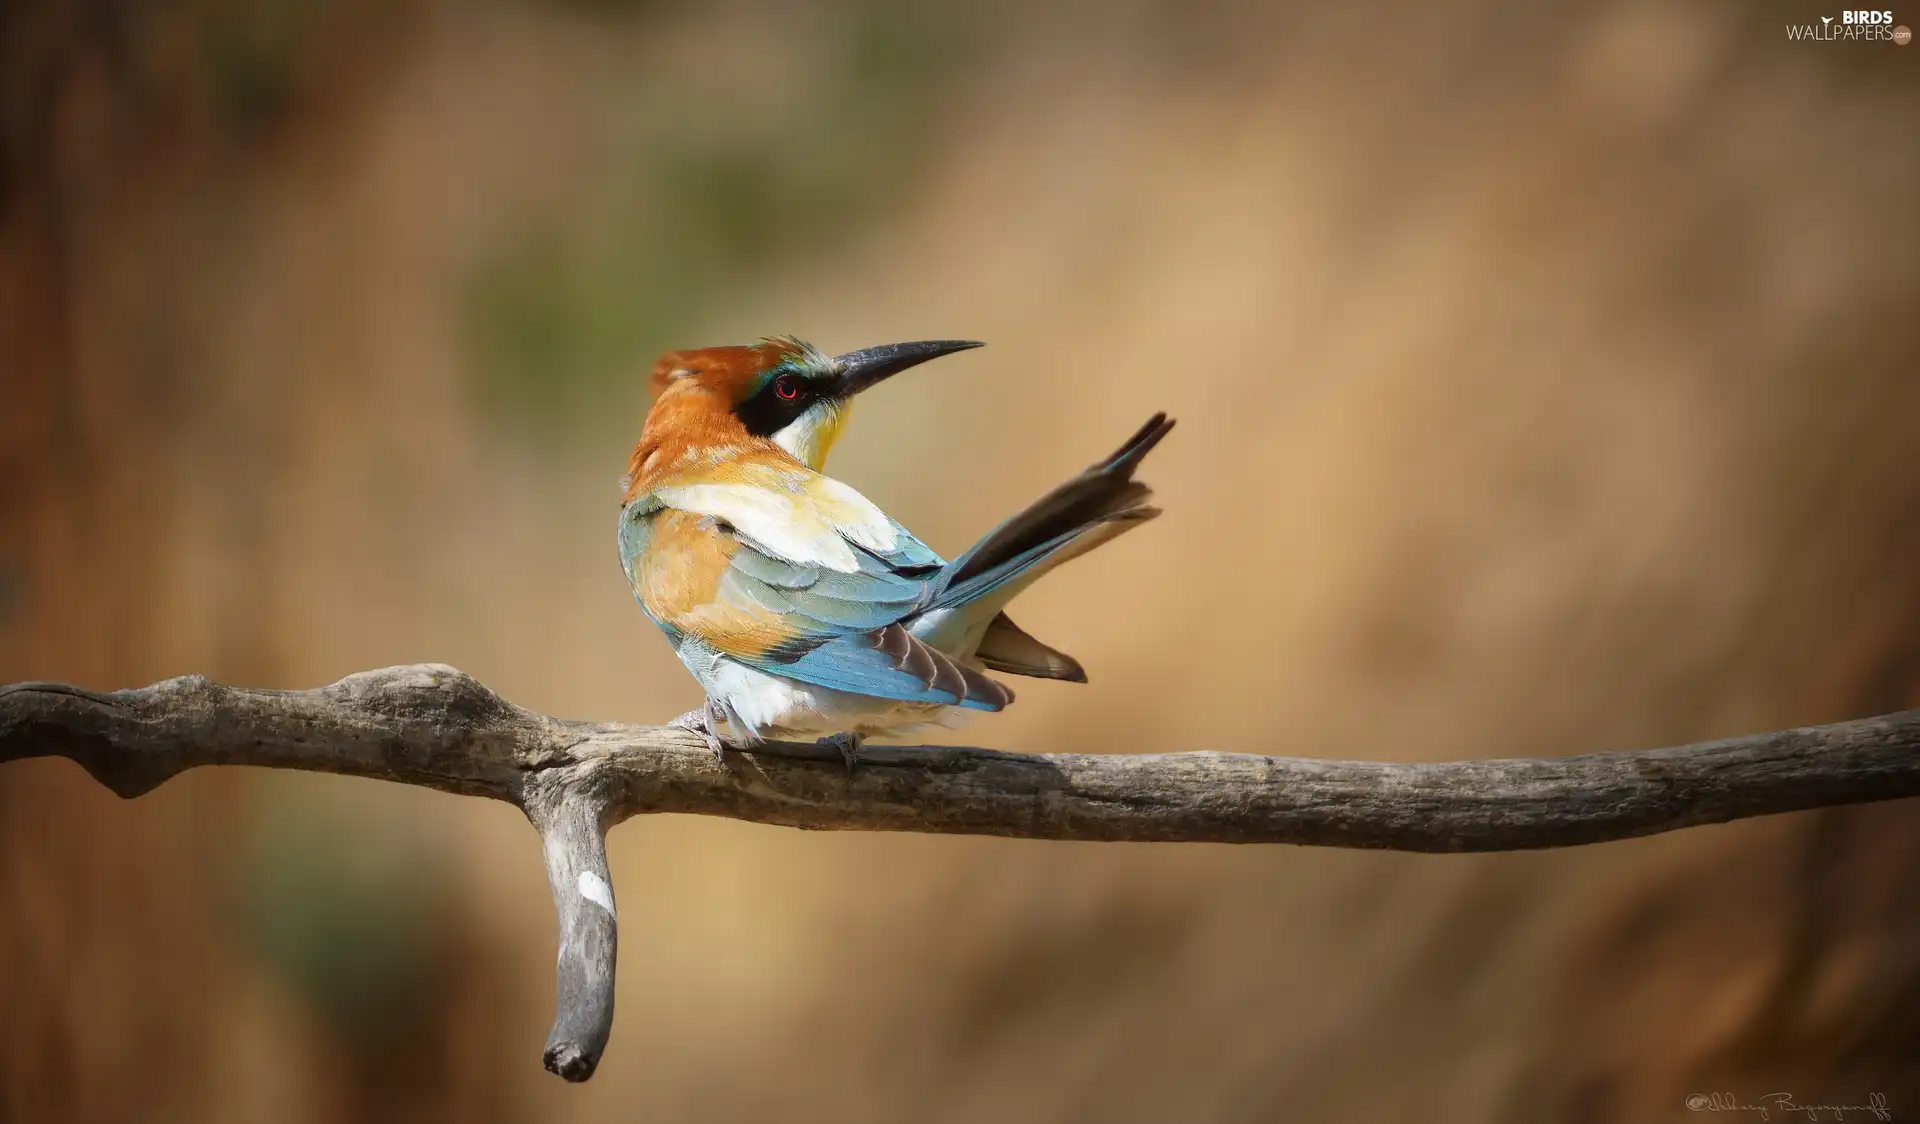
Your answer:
4,1 -> 1919,1121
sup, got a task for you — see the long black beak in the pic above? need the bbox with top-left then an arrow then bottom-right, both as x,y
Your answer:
831,340 -> 983,396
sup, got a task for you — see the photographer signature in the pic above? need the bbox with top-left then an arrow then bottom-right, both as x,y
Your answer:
1685,1091 -> 1892,1122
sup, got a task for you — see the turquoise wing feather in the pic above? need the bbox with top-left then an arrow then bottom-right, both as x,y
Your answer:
620,501 -> 1009,710
721,532 -> 1009,709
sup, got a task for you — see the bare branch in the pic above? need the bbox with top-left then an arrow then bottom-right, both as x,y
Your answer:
5,662 -> 1919,1080
524,775 -> 617,1082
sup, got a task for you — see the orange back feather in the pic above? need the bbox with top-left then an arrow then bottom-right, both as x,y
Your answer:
631,509 -> 793,659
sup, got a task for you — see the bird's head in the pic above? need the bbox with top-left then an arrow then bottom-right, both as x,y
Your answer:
645,335 -> 983,470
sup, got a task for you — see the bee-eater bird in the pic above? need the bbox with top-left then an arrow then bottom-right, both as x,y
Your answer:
617,336 -> 1173,766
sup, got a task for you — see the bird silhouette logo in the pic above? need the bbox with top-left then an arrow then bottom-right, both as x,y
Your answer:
1821,15 -> 1833,23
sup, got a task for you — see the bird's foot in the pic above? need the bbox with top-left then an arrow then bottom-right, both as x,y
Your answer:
670,705 -> 729,765
817,731 -> 865,778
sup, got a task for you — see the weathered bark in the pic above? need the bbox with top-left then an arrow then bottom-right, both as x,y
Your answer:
6,663 -> 1918,1080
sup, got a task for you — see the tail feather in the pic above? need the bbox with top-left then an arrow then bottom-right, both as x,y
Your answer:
928,505 -> 1157,616
974,612 -> 1087,682
913,415 -> 1172,673
938,412 -> 1174,595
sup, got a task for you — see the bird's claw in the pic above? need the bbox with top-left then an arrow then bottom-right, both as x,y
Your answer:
670,705 -> 729,765
817,731 -> 865,778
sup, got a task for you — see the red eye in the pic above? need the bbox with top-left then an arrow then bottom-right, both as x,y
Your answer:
774,375 -> 800,400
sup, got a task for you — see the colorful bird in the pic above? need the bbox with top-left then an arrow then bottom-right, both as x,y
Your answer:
617,335 -> 1173,767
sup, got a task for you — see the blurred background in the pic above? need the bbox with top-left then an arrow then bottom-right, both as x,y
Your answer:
4,0 -> 1919,1120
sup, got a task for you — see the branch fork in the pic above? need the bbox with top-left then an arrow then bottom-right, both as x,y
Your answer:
5,664 -> 1918,1081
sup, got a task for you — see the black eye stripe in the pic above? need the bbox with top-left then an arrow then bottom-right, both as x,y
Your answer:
735,373 -> 820,437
